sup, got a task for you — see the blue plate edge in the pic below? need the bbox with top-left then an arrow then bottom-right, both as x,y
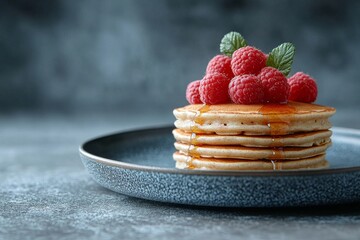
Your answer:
79,125 -> 360,177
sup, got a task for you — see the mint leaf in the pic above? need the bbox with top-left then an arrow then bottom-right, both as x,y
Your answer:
220,32 -> 247,57
266,42 -> 295,77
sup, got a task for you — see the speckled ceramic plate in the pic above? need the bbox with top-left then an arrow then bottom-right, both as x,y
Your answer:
79,126 -> 360,207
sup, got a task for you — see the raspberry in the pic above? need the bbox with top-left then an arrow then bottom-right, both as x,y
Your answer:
199,73 -> 231,104
228,75 -> 265,104
231,46 -> 267,75
288,72 -> 318,103
258,67 -> 289,103
206,55 -> 234,79
186,80 -> 202,104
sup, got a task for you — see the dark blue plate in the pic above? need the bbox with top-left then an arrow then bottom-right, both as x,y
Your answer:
79,126 -> 360,207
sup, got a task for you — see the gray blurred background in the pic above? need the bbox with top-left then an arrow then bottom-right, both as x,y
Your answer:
1,0 -> 360,125
2,1 -> 360,237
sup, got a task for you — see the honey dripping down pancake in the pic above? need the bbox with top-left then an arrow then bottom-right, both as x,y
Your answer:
173,31 -> 336,171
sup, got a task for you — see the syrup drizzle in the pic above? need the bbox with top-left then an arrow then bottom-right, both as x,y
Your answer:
269,136 -> 282,147
270,160 -> 276,170
190,132 -> 197,145
259,104 -> 297,170
185,156 -> 196,169
270,160 -> 283,170
186,104 -> 210,169
269,147 -> 284,159
259,104 -> 297,135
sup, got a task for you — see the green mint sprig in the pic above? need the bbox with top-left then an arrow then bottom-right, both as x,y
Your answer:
266,42 -> 295,77
220,32 -> 247,57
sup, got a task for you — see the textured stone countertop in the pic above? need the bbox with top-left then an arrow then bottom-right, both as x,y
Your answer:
1,110 -> 360,240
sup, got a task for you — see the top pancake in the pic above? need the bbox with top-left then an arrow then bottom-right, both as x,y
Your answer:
173,102 -> 336,135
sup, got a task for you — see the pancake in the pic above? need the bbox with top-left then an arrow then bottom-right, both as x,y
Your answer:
174,141 -> 331,160
172,129 -> 332,147
174,152 -> 329,170
173,102 -> 336,135
172,102 -> 335,170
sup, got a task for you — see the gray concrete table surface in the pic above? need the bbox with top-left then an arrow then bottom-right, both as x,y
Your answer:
1,110 -> 360,240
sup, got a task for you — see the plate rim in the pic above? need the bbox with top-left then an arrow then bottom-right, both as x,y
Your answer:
79,126 -> 360,177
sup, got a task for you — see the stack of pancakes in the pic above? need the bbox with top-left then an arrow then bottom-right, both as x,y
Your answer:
172,102 -> 336,170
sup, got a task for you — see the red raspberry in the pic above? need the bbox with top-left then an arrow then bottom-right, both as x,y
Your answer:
228,75 -> 265,104
186,80 -> 202,104
288,72 -> 318,103
231,46 -> 267,76
258,67 -> 289,103
199,73 -> 231,104
206,55 -> 234,79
